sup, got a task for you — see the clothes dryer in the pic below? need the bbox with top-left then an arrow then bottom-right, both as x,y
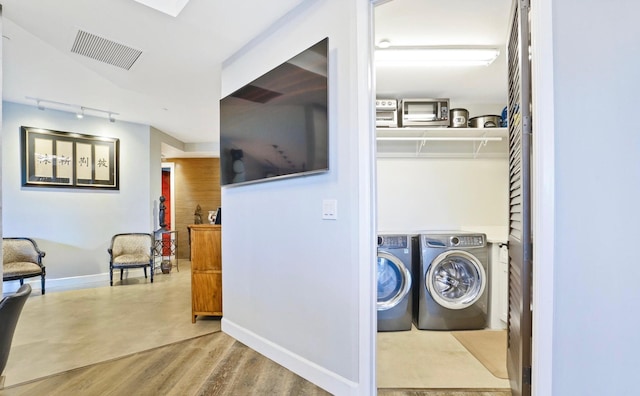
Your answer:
377,234 -> 414,332
413,232 -> 489,330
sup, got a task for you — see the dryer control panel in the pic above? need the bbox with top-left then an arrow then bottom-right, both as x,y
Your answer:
423,233 -> 486,249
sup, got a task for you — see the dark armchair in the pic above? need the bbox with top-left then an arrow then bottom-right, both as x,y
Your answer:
108,233 -> 154,286
2,238 -> 46,295
0,284 -> 32,386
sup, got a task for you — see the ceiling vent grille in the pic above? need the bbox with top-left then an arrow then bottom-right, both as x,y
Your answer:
71,30 -> 142,70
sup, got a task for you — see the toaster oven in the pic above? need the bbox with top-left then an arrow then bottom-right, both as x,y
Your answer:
400,98 -> 450,127
375,99 -> 398,128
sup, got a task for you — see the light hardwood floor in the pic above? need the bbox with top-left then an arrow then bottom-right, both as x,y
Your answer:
1,331 -> 510,396
1,331 -> 331,396
1,261 -> 511,395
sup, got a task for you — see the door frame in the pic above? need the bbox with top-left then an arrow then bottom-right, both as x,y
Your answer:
364,0 -> 555,394
529,0 -> 555,394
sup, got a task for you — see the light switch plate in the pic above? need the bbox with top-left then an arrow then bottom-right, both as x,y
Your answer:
322,199 -> 338,220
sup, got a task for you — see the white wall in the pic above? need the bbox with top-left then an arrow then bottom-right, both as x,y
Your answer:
220,1 -> 375,394
2,102 -> 160,290
551,1 -> 640,395
376,158 -> 508,233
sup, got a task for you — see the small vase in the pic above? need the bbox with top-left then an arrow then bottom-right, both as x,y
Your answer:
161,260 -> 172,274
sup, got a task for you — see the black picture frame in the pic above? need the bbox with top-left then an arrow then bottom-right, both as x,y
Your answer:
21,126 -> 120,190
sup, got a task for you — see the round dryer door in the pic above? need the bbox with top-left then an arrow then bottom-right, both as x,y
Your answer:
377,252 -> 412,311
426,250 -> 486,310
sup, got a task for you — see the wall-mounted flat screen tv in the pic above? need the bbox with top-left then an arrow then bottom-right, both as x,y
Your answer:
220,38 -> 328,186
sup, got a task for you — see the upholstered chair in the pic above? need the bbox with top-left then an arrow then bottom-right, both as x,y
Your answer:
2,238 -> 46,295
0,284 -> 32,386
108,233 -> 154,286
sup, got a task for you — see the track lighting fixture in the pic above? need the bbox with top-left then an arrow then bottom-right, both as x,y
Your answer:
26,96 -> 118,123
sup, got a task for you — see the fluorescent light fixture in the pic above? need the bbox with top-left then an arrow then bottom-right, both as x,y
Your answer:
132,0 -> 190,17
376,46 -> 500,67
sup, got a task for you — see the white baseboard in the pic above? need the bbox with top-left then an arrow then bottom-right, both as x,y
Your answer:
222,318 -> 360,396
3,272 -> 112,294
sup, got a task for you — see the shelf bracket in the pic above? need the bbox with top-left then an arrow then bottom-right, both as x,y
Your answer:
416,138 -> 428,155
473,134 -> 490,159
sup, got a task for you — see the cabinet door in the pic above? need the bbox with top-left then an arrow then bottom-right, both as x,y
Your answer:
191,228 -> 221,271
192,272 -> 222,314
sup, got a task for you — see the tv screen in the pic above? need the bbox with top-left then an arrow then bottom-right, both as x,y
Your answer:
220,38 -> 328,186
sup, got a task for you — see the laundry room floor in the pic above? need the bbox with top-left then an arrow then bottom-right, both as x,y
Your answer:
377,325 -> 510,390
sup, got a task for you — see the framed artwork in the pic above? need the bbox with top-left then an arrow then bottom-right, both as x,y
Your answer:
21,126 -> 119,190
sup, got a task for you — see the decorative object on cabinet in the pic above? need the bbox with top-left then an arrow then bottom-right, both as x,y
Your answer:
108,233 -> 154,286
21,126 -> 119,190
189,224 -> 222,322
2,238 -> 46,294
194,205 -> 203,224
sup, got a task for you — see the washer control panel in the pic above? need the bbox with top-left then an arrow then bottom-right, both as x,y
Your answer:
449,234 -> 485,247
378,235 -> 408,249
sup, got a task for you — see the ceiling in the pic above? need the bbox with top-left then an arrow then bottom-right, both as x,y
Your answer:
374,0 -> 512,104
2,0 -> 512,157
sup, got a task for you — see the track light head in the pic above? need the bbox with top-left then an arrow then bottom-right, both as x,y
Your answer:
109,113 -> 116,123
76,108 -> 84,119
37,100 -> 45,111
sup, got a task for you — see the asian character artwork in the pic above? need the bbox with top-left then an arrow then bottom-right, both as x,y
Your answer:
21,126 -> 119,189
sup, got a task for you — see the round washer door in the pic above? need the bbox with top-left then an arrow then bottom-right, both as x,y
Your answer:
425,250 -> 486,310
377,251 -> 412,311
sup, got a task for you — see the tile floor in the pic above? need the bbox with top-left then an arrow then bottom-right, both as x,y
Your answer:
377,326 -> 509,389
2,262 -> 219,387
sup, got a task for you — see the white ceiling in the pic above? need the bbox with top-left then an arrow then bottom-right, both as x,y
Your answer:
2,0 -> 512,157
374,0 -> 512,104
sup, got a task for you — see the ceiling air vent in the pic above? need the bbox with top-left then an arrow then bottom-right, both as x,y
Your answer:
71,30 -> 142,70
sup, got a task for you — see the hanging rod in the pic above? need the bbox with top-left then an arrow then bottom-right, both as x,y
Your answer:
376,136 -> 503,142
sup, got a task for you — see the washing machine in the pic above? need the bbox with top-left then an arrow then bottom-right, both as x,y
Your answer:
377,234 -> 414,332
413,232 -> 489,330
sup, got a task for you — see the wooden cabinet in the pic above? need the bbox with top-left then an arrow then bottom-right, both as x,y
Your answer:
189,224 -> 222,322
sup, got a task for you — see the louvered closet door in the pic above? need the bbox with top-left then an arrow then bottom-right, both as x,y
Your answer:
506,0 -> 532,395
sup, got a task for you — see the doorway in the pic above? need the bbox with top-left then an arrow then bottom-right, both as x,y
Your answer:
161,162 -> 176,232
373,0 -> 513,390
